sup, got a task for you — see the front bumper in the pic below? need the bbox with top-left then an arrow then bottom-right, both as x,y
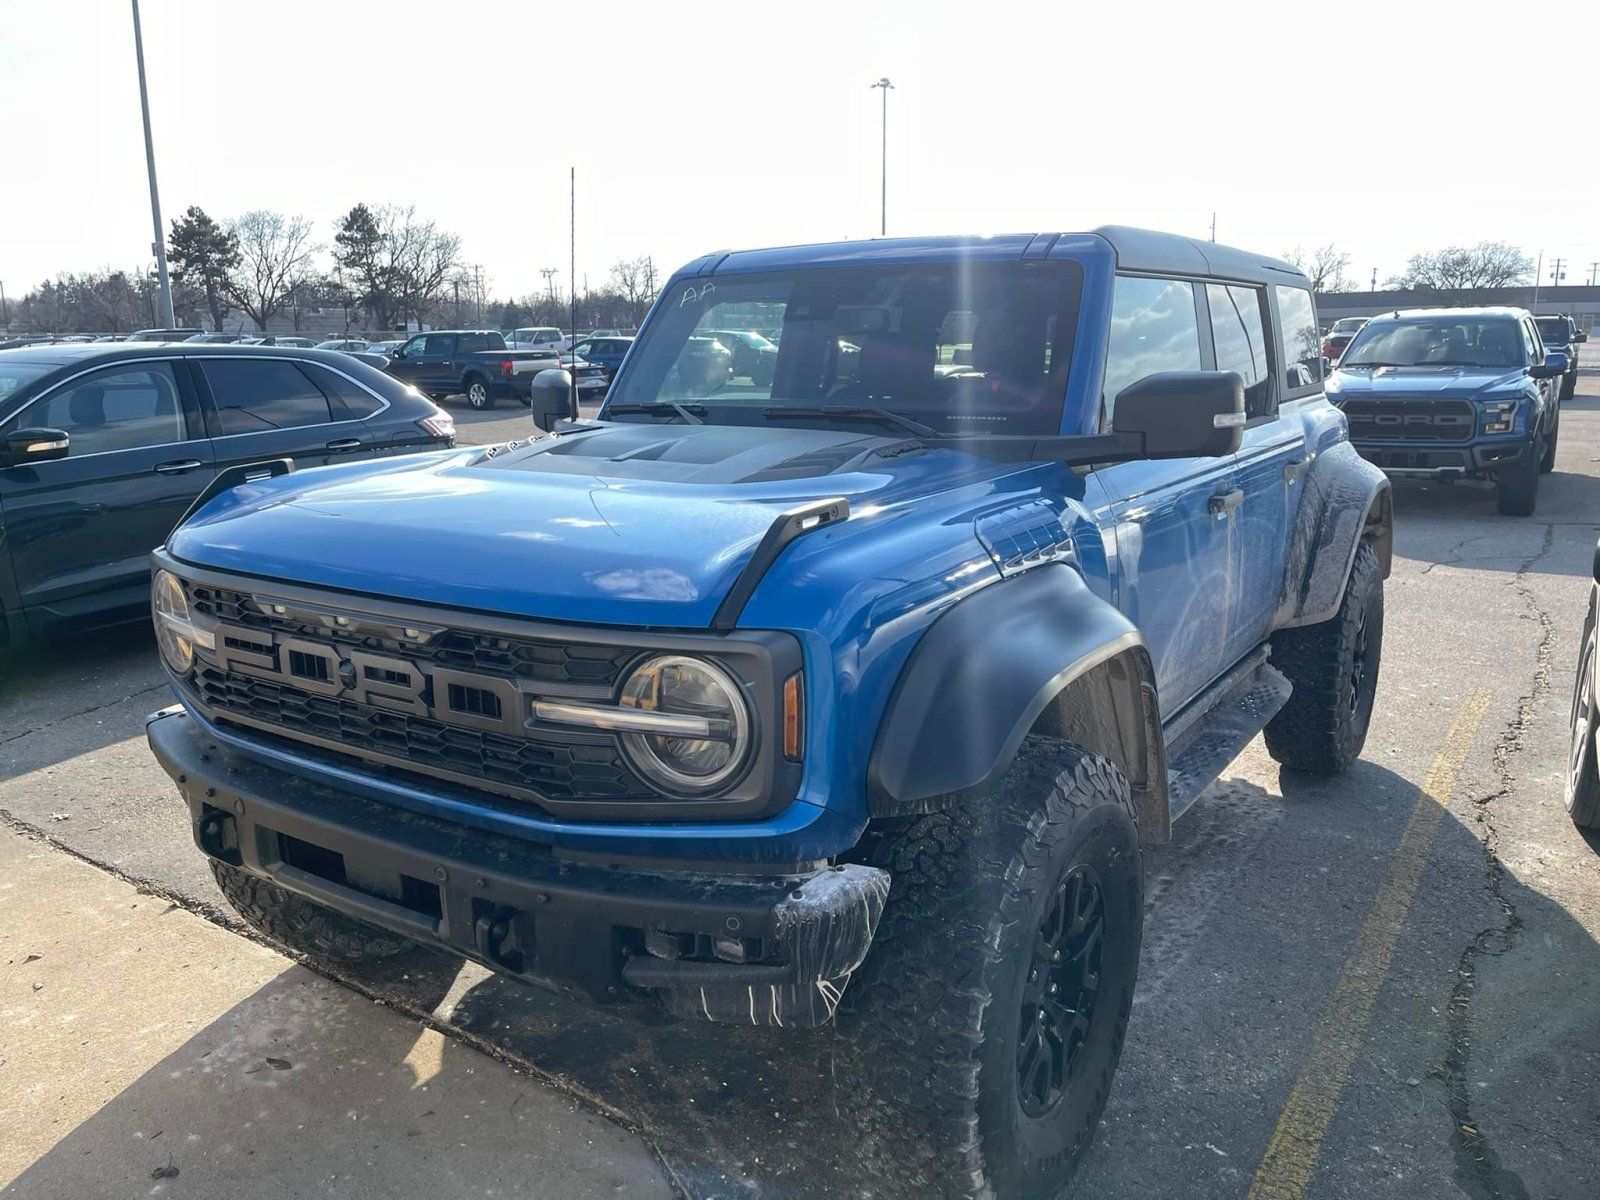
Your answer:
1350,436 -> 1533,479
148,706 -> 887,1027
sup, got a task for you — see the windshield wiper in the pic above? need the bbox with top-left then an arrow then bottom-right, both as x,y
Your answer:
1426,360 -> 1496,367
761,405 -> 937,438
605,402 -> 705,425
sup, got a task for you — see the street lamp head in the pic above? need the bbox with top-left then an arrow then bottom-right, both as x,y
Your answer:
872,77 -> 894,90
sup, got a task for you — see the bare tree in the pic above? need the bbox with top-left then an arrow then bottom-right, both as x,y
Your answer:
395,219 -> 462,326
608,255 -> 659,326
1388,242 -> 1535,292
1284,244 -> 1354,293
225,211 -> 318,331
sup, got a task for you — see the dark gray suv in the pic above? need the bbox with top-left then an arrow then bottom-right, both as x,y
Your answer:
0,344 -> 455,646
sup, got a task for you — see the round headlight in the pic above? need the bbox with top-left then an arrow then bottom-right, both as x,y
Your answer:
618,655 -> 752,793
152,569 -> 194,674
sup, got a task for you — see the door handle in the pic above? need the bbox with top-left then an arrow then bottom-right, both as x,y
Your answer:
325,438 -> 362,453
154,459 -> 204,475
1283,457 -> 1310,482
1208,488 -> 1244,516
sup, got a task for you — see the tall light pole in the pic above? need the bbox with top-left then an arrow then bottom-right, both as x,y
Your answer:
131,0 -> 175,329
871,78 -> 893,237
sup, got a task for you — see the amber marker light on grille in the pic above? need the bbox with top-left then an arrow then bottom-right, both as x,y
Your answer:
783,672 -> 804,760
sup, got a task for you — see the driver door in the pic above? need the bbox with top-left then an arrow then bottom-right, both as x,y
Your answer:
0,358 -> 214,630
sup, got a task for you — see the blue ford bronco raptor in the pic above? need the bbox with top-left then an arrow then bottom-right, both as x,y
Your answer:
146,227 -> 1391,1198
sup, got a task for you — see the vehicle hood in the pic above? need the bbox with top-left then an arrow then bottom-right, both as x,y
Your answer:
1328,365 -> 1528,402
167,423 -> 1017,627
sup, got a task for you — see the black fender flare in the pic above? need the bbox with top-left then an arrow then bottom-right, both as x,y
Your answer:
1275,440 -> 1392,630
867,563 -> 1169,839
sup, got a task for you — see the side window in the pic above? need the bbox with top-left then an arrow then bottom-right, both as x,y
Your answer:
572,341 -> 593,357
199,359 -> 334,435
4,362 -> 187,456
399,335 -> 426,357
1102,276 -> 1202,424
1520,320 -> 1540,363
1274,286 -> 1325,395
421,334 -> 455,356
300,362 -> 385,419
1206,284 -> 1271,419
457,333 -> 491,353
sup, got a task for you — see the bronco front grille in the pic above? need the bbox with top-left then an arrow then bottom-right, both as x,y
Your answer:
1342,398 -> 1475,443
194,665 -> 653,805
189,584 -> 634,688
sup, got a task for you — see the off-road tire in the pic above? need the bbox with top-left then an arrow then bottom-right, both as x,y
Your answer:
464,375 -> 495,410
1496,444 -> 1540,516
840,737 -> 1142,1200
211,860 -> 423,964
1540,405 -> 1560,473
1566,595 -> 1600,830
1264,539 -> 1383,774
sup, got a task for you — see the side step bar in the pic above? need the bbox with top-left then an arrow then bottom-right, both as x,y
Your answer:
1162,649 -> 1292,824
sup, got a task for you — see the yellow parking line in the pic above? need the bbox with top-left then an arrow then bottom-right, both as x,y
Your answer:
1247,689 -> 1493,1200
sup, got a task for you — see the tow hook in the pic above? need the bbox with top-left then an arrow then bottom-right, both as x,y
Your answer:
471,902 -> 526,973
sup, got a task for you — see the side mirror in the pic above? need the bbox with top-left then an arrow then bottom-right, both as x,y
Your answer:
2,427 -> 70,466
1532,352 -> 1568,378
1575,330 -> 1589,344
530,368 -> 575,433
391,346 -> 407,359
1112,371 -> 1245,459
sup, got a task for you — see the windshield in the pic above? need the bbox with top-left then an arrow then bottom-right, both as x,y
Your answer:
1331,318 -> 1366,334
1536,317 -> 1569,343
608,260 -> 1084,435
1341,318 -> 1525,369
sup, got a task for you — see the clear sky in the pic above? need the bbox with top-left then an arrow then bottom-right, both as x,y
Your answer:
3,0 -> 1599,303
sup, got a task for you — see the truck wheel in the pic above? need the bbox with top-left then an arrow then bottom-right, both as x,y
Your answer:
464,376 -> 495,410
1567,596 -> 1600,831
1540,405 -> 1560,473
1560,371 -> 1576,404
1496,446 -> 1540,516
210,861 -> 423,964
841,737 -> 1142,1199
1264,539 -> 1383,774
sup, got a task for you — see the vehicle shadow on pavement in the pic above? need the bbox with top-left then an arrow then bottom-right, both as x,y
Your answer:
276,766 -> 1600,1200
0,625 -> 167,774
1,963 -> 670,1200
1388,473 -> 1600,578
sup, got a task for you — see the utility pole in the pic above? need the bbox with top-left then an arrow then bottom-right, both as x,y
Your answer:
540,266 -> 558,306
1370,267 -> 1378,292
0,280 -> 7,327
131,0 -> 175,330
871,78 -> 893,237
1209,212 -> 1216,242
1549,257 -> 1566,292
472,264 -> 483,324
1590,262 -> 1600,287
1533,250 -> 1544,312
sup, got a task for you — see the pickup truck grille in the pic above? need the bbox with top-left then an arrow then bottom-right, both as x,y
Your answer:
1342,398 -> 1475,443
193,665 -> 649,804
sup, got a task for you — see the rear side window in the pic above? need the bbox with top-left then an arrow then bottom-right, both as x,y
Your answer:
1274,286 -> 1324,394
6,362 -> 187,456
457,333 -> 493,353
200,359 -> 333,435
301,362 -> 385,418
1102,276 -> 1202,423
1206,284 -> 1271,418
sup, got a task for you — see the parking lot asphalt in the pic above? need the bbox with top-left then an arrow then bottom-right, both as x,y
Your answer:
3,375 -> 1600,1198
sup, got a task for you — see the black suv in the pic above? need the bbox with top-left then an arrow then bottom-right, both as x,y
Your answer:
1535,313 -> 1586,401
0,344 -> 455,645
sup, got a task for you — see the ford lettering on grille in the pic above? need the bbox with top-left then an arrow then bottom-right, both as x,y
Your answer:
213,622 -> 525,738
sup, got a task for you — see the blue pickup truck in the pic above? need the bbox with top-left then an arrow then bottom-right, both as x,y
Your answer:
1330,307 -> 1568,516
146,227 -> 1390,1197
